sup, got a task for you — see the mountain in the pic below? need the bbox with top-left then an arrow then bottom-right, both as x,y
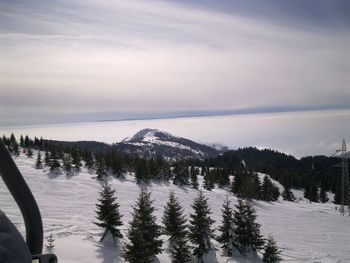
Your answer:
117,128 -> 224,160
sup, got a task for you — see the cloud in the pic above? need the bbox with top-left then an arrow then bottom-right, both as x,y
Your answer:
0,0 -> 350,125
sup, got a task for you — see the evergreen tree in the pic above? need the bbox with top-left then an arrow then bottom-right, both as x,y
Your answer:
24,135 -> 30,148
232,199 -> 264,255
217,196 -> 234,256
26,148 -> 33,158
171,236 -> 191,263
319,186 -> 329,203
63,155 -> 73,175
84,151 -> 94,170
20,135 -> 24,147
282,185 -> 296,202
203,170 -> 214,191
308,185 -> 319,203
218,167 -> 230,188
162,192 -> 191,263
123,188 -> 163,263
71,148 -> 82,171
49,150 -> 61,172
263,236 -> 281,263
96,157 -> 107,180
35,152 -> 43,169
333,184 -> 341,204
94,182 -> 123,242
231,170 -> 244,197
162,191 -> 187,243
188,191 -> 215,262
44,150 -> 50,166
190,166 -> 199,189
261,176 -> 279,201
135,158 -> 150,183
172,162 -> 189,186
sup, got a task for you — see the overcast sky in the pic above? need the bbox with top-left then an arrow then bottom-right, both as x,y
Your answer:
1,0 -> 350,126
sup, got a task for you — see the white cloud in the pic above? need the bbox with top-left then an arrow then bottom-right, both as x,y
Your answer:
0,0 -> 350,123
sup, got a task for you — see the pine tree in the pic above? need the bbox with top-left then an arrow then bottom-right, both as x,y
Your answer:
24,135 -> 30,148
84,151 -> 94,170
308,185 -> 319,203
261,175 -> 279,201
190,166 -> 199,189
71,148 -> 82,171
162,191 -> 187,242
94,182 -> 123,242
319,186 -> 329,203
44,150 -> 50,166
49,150 -> 61,173
27,148 -> 33,158
63,155 -> 73,175
171,236 -> 191,263
35,152 -> 43,169
232,170 -> 244,197
263,236 -> 281,263
172,162 -> 189,186
123,188 -> 163,263
20,135 -> 24,148
232,199 -> 264,255
282,185 -> 296,202
96,157 -> 107,180
188,191 -> 215,262
217,196 -> 234,256
203,171 -> 214,191
162,192 -> 191,262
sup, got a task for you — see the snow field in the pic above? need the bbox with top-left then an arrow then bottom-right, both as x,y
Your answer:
0,153 -> 349,262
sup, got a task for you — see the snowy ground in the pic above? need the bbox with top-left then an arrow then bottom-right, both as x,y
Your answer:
1,153 -> 350,262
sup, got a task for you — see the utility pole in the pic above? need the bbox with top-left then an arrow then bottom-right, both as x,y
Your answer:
340,139 -> 350,216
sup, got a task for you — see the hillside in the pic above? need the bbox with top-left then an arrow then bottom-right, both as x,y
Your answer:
1,153 -> 349,263
44,128 -> 224,160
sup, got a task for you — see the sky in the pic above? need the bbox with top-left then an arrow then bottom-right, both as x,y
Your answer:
1,0 -> 350,126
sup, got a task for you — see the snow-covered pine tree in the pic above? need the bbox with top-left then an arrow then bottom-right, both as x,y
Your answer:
94,182 -> 123,242
123,188 -> 163,263
49,150 -> 61,173
282,185 -> 296,202
189,191 -> 215,262
319,186 -> 329,203
96,157 -> 107,180
35,152 -> 43,169
232,199 -> 264,255
217,196 -> 235,256
63,154 -> 73,175
263,236 -> 281,263
71,148 -> 82,171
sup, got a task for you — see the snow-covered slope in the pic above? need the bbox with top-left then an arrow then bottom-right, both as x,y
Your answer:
118,128 -> 223,160
1,154 -> 350,263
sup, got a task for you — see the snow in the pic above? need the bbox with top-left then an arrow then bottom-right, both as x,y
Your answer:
1,153 -> 350,262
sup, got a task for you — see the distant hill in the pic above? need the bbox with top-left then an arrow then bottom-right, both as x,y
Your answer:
44,128 -> 226,160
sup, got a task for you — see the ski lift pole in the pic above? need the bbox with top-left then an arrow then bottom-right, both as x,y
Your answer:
0,139 -> 43,254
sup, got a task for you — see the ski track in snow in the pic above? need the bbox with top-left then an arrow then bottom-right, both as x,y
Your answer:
1,153 -> 350,263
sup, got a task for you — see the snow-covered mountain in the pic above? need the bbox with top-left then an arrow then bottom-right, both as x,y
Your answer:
117,128 -> 224,160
